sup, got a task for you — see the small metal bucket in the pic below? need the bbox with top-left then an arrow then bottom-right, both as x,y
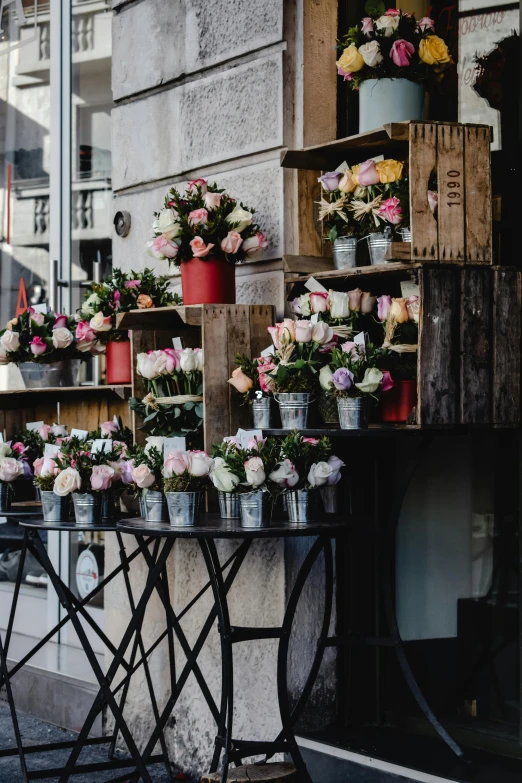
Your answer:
399,228 -> 412,243
367,233 -> 393,265
0,484 -> 11,512
218,492 -> 240,519
286,488 -> 317,524
41,491 -> 70,522
19,360 -> 81,389
166,491 -> 202,527
139,494 -> 146,519
73,493 -> 103,525
277,393 -> 313,429
143,491 -> 168,523
239,491 -> 270,528
332,237 -> 357,269
318,392 -> 339,425
338,397 -> 367,430
320,485 -> 339,514
102,491 -> 120,520
252,397 -> 271,429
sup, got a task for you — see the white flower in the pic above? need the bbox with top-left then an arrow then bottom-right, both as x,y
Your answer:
0,331 -> 20,353
268,459 -> 299,488
326,455 -> 345,486
210,458 -> 240,493
319,365 -> 334,391
81,293 -> 101,317
89,312 -> 112,332
195,349 -> 204,372
244,456 -> 266,487
132,464 -> 155,489
225,205 -> 253,233
375,14 -> 399,36
307,461 -> 333,488
312,321 -> 334,345
52,327 -> 73,350
180,348 -> 197,372
299,293 -> 311,316
137,352 -> 159,380
188,451 -> 213,477
53,467 -> 82,496
0,457 -> 24,483
328,291 -> 349,319
145,436 -> 164,455
359,41 -> 383,67
153,208 -> 182,240
0,444 -> 12,459
51,424 -> 68,437
354,367 -> 383,394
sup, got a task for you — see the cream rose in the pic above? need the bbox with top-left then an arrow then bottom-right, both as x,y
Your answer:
244,457 -> 266,488
89,312 -> 112,332
354,367 -> 383,394
359,41 -> 383,67
375,14 -> 399,36
268,460 -> 299,488
225,206 -> 253,233
0,331 -> 20,353
210,458 -> 240,493
312,321 -> 334,345
319,365 -> 333,391
307,462 -> 333,488
132,464 -> 155,489
328,291 -> 349,319
153,208 -> 182,240
188,451 -> 213,477
53,467 -> 82,496
0,457 -> 24,483
52,327 -> 74,350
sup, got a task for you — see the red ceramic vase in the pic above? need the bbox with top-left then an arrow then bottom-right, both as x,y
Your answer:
180,256 -> 236,305
106,340 -> 131,385
381,379 -> 417,423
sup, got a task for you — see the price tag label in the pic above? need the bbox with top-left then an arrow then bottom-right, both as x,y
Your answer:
91,439 -> 111,454
44,444 -> 60,456
304,277 -> 328,294
26,421 -> 44,432
163,437 -> 186,458
260,344 -> 275,358
31,303 -> 48,314
236,429 -> 263,449
400,281 -> 420,298
71,428 -> 89,440
172,337 -> 183,350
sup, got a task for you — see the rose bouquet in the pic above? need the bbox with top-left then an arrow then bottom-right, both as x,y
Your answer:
130,347 -> 204,438
88,417 -> 134,448
0,443 -> 25,511
163,449 -> 214,524
0,309 -> 85,366
292,289 -> 377,332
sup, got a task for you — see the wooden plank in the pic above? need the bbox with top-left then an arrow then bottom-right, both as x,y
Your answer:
249,305 -> 275,360
460,268 -> 491,424
285,262 -> 421,284
202,763 -> 297,782
283,255 -> 335,274
464,125 -> 492,264
202,306 -> 231,451
302,0 -> 337,148
296,169 -> 322,256
383,242 -> 412,262
492,268 -> 521,426
116,306 -> 202,330
437,124 -> 465,263
418,267 -> 458,426
226,305 -> 252,434
409,122 -> 438,262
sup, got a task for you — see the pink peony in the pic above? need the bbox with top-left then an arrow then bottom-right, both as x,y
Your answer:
188,208 -> 209,226
221,231 -> 243,254
357,160 -> 380,186
190,237 -> 214,258
53,314 -> 68,329
390,39 -> 415,67
188,179 -> 207,193
361,16 -> 374,33
378,196 -> 403,225
30,336 -> 47,356
152,235 -> 178,259
124,280 -> 141,289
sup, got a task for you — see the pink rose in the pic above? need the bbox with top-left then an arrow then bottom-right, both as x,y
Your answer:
163,347 -> 180,372
377,295 -> 392,321
33,457 -> 45,477
247,436 -> 266,451
390,39 -> 415,67
257,362 -> 276,393
203,192 -> 221,210
151,235 -> 179,259
124,280 -> 141,289
361,16 -> 374,33
132,464 -> 155,489
29,310 -> 45,327
337,66 -> 353,82
348,288 -> 362,311
11,442 -> 25,455
190,237 -> 214,258
295,320 -> 313,343
309,291 -> 329,314
361,292 -> 377,314
38,424 -> 52,440
188,208 -> 208,226
303,437 -> 320,445
341,341 -> 358,357
357,160 -> 380,186
30,336 -> 47,356
279,319 -> 296,344
53,314 -> 68,329
378,196 -> 403,225
381,370 -> 395,392
242,232 -> 268,258
164,450 -> 190,476
100,421 -> 119,437
76,321 -> 96,342
221,231 -> 243,254
188,179 -> 207,193
267,325 -> 281,350
384,8 -> 400,14
417,16 -> 435,31
90,465 -> 115,491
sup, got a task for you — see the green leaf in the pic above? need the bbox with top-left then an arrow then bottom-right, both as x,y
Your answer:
143,412 -> 158,423
365,0 -> 385,17
329,226 -> 338,243
183,402 -> 194,411
195,403 -> 203,418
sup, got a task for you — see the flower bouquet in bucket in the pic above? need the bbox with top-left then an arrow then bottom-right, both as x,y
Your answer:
228,354 -> 276,429
268,430 -> 345,522
130,440 -> 167,523
148,179 -> 268,305
163,449 -> 214,527
0,444 -> 25,512
337,4 -> 453,131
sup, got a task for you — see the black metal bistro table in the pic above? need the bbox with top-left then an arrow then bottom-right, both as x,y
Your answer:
0,517 -> 173,783
92,514 -> 347,783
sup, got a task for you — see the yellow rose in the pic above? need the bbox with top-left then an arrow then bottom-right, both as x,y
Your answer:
351,164 -> 361,185
338,169 -> 356,193
419,35 -> 451,66
376,160 -> 404,184
336,45 -> 364,75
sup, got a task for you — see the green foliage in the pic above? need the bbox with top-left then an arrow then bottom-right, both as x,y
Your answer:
278,430 -> 332,488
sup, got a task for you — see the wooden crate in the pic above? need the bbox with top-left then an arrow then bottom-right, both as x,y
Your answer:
116,305 -> 275,451
281,121 -> 493,266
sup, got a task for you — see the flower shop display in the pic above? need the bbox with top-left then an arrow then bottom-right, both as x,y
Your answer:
337,5 -> 453,131
130,347 -> 204,439
164,449 -> 213,526
88,417 -> 134,448
322,341 -> 386,429
0,308 -> 86,388
80,268 -> 181,385
228,354 -> 275,428
131,442 -> 168,522
269,431 -> 344,523
377,294 -> 419,422
0,444 -> 25,512
148,180 -> 267,305
34,451 -> 70,522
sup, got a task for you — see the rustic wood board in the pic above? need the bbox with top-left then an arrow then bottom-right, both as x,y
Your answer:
492,268 -> 521,426
383,242 -> 412,262
202,307 -> 230,451
418,267 -> 458,426
464,125 -> 493,264
410,123 -> 438,262
201,762 -> 297,782
460,268 -> 491,424
437,124 -> 465,263
283,255 -> 335,274
117,306 -> 202,330
226,305 -> 253,434
285,262 -> 421,284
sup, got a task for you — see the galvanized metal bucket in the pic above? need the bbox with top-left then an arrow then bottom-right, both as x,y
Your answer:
41,491 -> 70,523
399,228 -> 412,243
286,488 -> 317,524
320,485 -> 339,514
367,233 -> 393,265
218,492 -> 240,519
239,491 -> 270,528
139,494 -> 146,519
332,237 -> 357,269
72,493 -> 103,525
0,483 -> 11,512
166,491 -> 202,527
252,397 -> 271,429
276,392 -> 313,429
143,490 -> 169,523
19,360 -> 81,389
337,397 -> 367,430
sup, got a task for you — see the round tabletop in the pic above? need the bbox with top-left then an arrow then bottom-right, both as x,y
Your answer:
20,519 -> 121,533
117,513 -> 347,539
0,510 -> 45,518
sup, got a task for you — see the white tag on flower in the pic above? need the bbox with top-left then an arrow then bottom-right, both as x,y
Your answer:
44,444 -> 60,456
163,437 -> 186,458
26,421 -> 44,432
260,344 -> 275,358
305,277 -> 328,294
310,314 -> 319,324
172,337 -> 183,350
71,428 -> 89,440
31,303 -> 48,314
92,439 -> 111,454
335,160 -> 349,174
354,331 -> 367,346
400,281 -> 420,298
236,429 -> 263,449
112,415 -> 119,426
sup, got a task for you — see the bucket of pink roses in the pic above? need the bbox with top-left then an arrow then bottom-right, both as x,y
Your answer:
130,441 -> 168,523
228,354 -> 276,429
163,449 -> 213,527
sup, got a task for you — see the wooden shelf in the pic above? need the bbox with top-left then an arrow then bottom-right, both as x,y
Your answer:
261,425 -> 460,437
285,261 -> 421,284
116,306 -> 202,330
0,385 -> 131,399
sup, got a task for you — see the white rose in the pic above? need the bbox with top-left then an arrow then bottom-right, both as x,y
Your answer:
225,205 -> 253,233
328,291 -> 349,319
0,457 -> 24,483
195,349 -> 204,372
359,41 -> 383,67
153,208 -> 182,240
244,456 -> 266,487
89,312 -> 112,332
307,461 -> 333,488
145,436 -> 164,455
210,458 -> 240,493
312,321 -> 334,345
319,365 -> 334,391
354,367 -> 383,394
375,14 -> 399,36
299,294 -> 311,316
268,459 -> 299,488
53,467 -> 82,496
0,444 -> 12,458
326,455 -> 345,486
81,293 -> 101,317
132,464 -> 155,489
0,331 -> 20,353
137,352 -> 159,380
180,348 -> 197,372
52,327 -> 73,350
188,451 -> 213,477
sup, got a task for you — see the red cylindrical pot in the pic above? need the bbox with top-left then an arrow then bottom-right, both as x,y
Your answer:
106,340 -> 131,385
180,256 -> 236,305
381,379 -> 417,423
